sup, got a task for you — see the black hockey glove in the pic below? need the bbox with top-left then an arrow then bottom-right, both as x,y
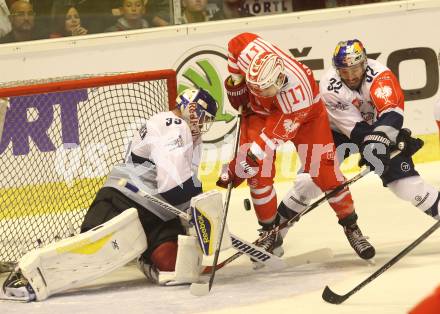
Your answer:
358,131 -> 391,175
396,128 -> 424,157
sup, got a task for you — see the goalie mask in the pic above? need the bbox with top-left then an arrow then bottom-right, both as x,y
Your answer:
332,39 -> 368,90
246,51 -> 286,98
176,88 -> 218,137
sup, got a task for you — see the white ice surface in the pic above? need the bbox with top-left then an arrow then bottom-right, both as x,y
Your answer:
1,161 -> 440,314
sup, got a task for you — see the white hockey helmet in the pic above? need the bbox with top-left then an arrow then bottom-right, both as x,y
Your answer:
246,51 -> 286,97
176,88 -> 218,137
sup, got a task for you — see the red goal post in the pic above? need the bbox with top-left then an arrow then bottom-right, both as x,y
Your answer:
0,69 -> 177,270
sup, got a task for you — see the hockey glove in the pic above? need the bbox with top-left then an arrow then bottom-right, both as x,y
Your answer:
396,128 -> 424,157
224,75 -> 250,111
358,131 -> 391,175
216,151 -> 259,189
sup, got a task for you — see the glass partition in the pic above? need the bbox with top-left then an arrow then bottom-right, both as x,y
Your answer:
0,0 -> 399,44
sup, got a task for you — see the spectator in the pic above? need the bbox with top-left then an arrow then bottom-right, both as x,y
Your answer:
211,0 -> 253,20
49,5 -> 88,38
0,0 -> 42,43
49,0 -> 116,34
181,0 -> 210,23
106,0 -> 149,32
0,0 -> 12,38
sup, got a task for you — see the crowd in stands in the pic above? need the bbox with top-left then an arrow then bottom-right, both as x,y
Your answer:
0,0 -> 394,44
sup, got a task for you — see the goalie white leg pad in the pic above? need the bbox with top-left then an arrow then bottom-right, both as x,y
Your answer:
19,208 -> 147,301
174,235 -> 203,283
190,190 -> 232,256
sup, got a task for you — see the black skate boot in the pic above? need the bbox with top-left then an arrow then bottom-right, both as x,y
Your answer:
339,213 -> 375,260
2,268 -> 36,301
252,216 -> 284,269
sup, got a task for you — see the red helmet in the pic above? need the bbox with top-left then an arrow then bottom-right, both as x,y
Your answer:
246,51 -> 285,97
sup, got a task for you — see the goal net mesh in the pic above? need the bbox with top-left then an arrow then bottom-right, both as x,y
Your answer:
0,70 -> 177,270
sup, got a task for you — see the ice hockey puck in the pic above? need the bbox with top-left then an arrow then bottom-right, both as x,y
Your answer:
244,198 -> 251,211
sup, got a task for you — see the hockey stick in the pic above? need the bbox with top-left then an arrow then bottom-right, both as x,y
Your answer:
190,106 -> 243,296
200,166 -> 372,274
205,144 -> 416,273
322,220 -> 440,304
116,179 -> 284,269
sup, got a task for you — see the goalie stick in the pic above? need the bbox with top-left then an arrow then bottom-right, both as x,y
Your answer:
116,179 -> 285,270
322,220 -> 440,304
191,106 -> 243,297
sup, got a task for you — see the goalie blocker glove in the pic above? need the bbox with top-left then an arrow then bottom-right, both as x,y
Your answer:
358,131 -> 391,175
224,75 -> 249,111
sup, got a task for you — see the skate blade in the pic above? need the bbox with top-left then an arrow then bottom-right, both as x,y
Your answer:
0,289 -> 33,303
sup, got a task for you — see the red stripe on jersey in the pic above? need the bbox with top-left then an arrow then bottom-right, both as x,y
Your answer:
254,39 -> 313,102
268,42 -> 314,101
238,57 -> 250,73
227,33 -> 258,75
279,91 -> 291,113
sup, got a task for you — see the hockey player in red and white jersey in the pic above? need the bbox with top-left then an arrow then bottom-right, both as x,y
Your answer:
2,88 -> 220,301
278,39 -> 440,249
217,32 -> 375,261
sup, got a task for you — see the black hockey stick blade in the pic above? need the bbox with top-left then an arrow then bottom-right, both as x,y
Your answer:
322,220 -> 440,305
322,285 -> 349,304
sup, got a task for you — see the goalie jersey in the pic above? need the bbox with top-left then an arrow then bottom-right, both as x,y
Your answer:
103,111 -> 202,221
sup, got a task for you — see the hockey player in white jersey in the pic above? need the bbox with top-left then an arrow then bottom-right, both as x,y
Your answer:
277,40 -> 440,255
2,88 -> 219,301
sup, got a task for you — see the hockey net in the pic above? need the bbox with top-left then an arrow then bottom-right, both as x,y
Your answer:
0,70 -> 177,272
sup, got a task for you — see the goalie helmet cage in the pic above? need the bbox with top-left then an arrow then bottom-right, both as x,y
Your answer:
0,70 -> 177,271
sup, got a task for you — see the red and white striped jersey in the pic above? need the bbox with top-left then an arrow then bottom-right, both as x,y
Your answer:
228,32 -> 321,117
227,33 -> 323,160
